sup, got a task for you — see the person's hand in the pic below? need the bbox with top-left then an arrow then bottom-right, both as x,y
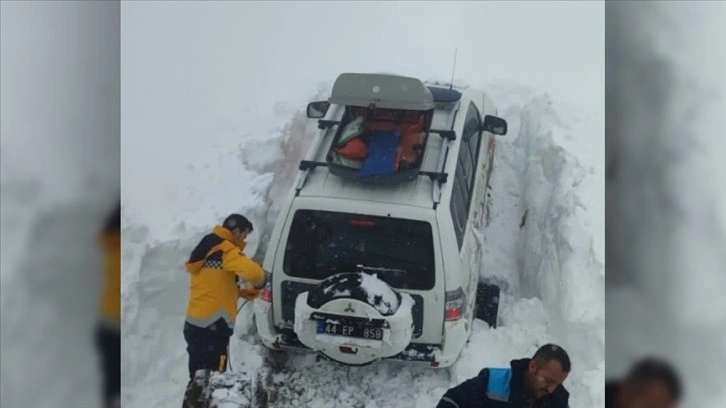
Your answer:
238,287 -> 260,301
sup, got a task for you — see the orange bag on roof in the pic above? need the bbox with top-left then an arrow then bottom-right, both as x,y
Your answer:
335,137 -> 368,160
367,120 -> 397,132
397,131 -> 425,168
395,116 -> 426,168
400,116 -> 425,134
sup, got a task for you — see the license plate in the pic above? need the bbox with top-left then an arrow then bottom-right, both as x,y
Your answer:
316,320 -> 384,340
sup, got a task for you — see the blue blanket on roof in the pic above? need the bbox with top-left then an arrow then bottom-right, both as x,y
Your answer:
359,130 -> 400,177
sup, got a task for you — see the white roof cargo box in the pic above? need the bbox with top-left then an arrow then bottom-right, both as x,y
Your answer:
329,73 -> 436,111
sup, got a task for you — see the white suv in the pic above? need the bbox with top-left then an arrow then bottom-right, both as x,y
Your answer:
254,73 -> 507,368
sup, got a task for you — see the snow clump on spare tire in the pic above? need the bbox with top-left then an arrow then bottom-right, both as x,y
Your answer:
307,272 -> 401,315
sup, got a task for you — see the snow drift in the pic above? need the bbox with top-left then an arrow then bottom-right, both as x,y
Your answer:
120,81 -> 603,408
464,82 -> 604,407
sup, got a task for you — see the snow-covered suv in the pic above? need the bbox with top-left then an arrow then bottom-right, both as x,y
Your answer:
254,73 -> 507,368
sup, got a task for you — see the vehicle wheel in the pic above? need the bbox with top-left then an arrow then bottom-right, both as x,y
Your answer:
475,282 -> 500,328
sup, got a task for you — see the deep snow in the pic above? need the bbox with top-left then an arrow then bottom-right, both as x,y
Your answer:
120,1 -> 604,244
120,81 -> 604,408
119,2 -> 604,407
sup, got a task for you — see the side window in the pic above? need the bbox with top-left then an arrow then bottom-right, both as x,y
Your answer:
449,102 -> 482,250
464,102 -> 483,191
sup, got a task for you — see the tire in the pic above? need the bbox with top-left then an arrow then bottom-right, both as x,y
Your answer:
295,272 -> 413,366
475,283 -> 500,328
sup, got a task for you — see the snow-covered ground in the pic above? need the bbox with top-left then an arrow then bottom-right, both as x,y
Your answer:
120,80 -> 604,407
6,1 -> 725,408
119,2 -> 604,408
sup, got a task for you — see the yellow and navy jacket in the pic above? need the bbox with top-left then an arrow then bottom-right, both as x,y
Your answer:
185,225 -> 266,329
437,358 -> 570,408
99,228 -> 121,328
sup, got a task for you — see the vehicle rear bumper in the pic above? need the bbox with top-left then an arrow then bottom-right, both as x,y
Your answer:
254,299 -> 462,367
293,293 -> 414,365
265,327 -> 448,364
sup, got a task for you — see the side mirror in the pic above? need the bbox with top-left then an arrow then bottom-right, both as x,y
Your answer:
482,115 -> 507,135
307,101 -> 330,119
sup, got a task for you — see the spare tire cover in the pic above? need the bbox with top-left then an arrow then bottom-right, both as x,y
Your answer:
294,272 -> 415,366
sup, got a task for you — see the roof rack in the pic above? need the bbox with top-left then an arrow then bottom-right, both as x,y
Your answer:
431,129 -> 453,208
295,73 -> 460,208
298,159 -> 449,183
295,118 -> 455,206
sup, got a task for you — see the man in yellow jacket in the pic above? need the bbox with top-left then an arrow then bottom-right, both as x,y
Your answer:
183,213 -> 266,381
97,202 -> 120,408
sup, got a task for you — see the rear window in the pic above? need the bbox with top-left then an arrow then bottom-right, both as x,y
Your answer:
283,210 -> 436,290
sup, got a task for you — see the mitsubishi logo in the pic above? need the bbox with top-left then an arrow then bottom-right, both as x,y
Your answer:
344,303 -> 355,313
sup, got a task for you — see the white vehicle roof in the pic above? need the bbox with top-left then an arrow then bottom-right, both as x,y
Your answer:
297,81 -> 488,211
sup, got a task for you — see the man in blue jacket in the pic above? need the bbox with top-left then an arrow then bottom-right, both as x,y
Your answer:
437,344 -> 571,408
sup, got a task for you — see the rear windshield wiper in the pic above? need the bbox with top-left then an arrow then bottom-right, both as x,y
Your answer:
356,264 -> 408,274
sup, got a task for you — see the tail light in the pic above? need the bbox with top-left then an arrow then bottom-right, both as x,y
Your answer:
260,286 -> 272,302
445,288 -> 465,321
260,271 -> 272,302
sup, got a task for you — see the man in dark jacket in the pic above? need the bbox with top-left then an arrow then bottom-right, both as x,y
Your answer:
437,344 -> 571,408
605,357 -> 682,408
